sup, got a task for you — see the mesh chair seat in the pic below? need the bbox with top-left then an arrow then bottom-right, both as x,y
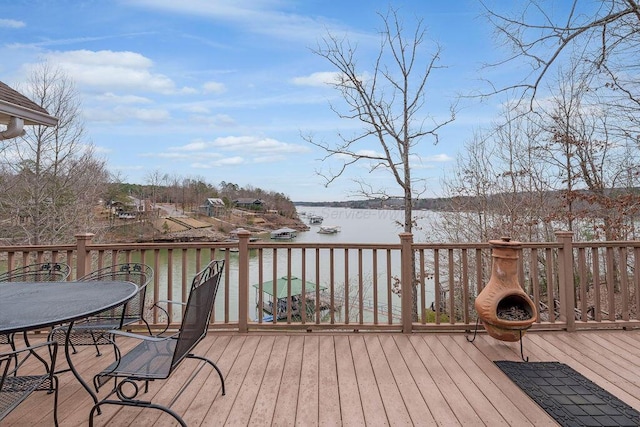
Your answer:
98,337 -> 177,383
0,341 -> 59,426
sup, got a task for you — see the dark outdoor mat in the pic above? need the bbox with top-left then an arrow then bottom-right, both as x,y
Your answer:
495,361 -> 640,427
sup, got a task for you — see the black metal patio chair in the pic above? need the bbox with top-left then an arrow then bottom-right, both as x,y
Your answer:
0,262 -> 70,362
48,263 -> 153,356
0,341 -> 59,426
89,260 -> 225,427
0,262 -> 70,283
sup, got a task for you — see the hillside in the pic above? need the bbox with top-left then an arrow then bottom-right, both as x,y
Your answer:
100,204 -> 309,243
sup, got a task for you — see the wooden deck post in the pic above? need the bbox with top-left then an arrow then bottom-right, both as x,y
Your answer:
555,231 -> 576,332
74,233 -> 94,279
400,232 -> 414,334
237,228 -> 251,333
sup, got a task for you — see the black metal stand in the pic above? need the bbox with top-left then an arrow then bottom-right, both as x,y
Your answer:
466,317 -> 529,362
465,318 -> 480,343
519,330 -> 529,362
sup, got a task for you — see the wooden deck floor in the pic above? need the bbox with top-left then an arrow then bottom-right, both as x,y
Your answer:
4,329 -> 640,426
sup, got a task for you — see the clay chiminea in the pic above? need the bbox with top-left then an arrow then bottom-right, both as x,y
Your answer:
474,238 -> 537,342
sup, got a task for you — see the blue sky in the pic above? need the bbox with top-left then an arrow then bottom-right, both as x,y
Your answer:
1,0 -> 512,202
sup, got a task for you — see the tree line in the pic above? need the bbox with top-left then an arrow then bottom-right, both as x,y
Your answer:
0,65 -> 295,245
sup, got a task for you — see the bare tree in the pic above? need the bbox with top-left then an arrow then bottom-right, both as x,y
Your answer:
482,0 -> 640,109
305,7 -> 456,321
305,7 -> 456,234
536,67 -> 640,240
145,169 -> 168,210
437,104 -> 554,244
0,63 -> 108,244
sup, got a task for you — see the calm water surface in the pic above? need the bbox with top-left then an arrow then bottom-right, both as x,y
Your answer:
154,207 -> 438,321
296,206 -> 437,243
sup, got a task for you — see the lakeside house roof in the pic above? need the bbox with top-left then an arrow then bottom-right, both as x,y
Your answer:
205,198 -> 225,207
234,198 -> 263,206
0,80 -> 58,127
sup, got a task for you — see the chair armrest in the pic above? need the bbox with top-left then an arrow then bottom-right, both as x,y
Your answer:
0,340 -> 57,357
0,340 -> 58,377
153,299 -> 187,307
107,329 -> 178,342
150,299 -> 187,335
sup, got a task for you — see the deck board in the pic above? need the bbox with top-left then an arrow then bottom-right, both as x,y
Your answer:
247,336 -> 288,426
351,335 -> 391,426
317,335 -> 341,426
334,335 -> 366,425
4,330 -> 640,426
296,336 -> 319,426
408,335 -> 485,426
392,335 -> 459,425
270,334 -> 303,426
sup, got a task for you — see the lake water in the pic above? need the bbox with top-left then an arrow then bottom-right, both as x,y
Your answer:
153,207 -> 438,322
295,206 -> 438,243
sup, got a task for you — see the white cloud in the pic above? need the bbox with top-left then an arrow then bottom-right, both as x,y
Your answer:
41,50 -> 188,94
425,154 -> 454,162
95,92 -> 152,104
184,105 -> 210,114
126,0 -> 362,43
292,72 -> 340,87
83,105 -> 170,123
0,19 -> 25,28
203,81 -> 226,94
191,156 -> 245,168
173,141 -> 209,151
189,114 -> 236,127
128,108 -> 171,122
355,149 -> 383,158
212,135 -> 309,154
253,154 -> 286,163
215,156 -> 245,165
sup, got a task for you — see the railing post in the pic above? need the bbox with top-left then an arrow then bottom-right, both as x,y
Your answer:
555,231 -> 576,332
74,233 -> 95,279
237,228 -> 251,333
399,232 -> 414,334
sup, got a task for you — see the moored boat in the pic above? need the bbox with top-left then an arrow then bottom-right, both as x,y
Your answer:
308,215 -> 323,224
317,225 -> 341,234
270,227 -> 297,240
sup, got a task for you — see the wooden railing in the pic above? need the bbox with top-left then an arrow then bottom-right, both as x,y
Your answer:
1,230 -> 639,333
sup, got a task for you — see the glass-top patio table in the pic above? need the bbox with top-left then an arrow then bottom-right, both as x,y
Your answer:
0,280 -> 138,406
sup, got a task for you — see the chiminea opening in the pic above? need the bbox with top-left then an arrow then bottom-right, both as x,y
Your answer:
497,294 -> 534,322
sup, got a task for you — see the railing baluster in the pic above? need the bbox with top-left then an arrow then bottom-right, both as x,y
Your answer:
3,233 -> 640,332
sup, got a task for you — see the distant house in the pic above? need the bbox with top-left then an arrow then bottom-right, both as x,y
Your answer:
234,198 -> 264,210
0,80 -> 58,140
202,198 -> 225,217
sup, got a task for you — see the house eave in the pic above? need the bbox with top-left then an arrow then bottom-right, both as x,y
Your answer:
0,99 -> 58,127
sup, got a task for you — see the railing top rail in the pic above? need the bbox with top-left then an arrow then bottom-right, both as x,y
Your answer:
573,240 -> 640,249
412,242 -> 566,250
248,242 -> 401,250
0,244 -> 76,252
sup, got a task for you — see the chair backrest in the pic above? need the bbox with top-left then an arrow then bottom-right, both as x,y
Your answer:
78,263 -> 153,322
0,262 -> 70,282
171,260 -> 224,369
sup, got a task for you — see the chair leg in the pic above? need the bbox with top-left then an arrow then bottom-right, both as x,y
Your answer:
51,375 -> 60,427
187,354 -> 226,396
141,318 -> 153,336
89,399 -> 187,427
89,331 -> 102,357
